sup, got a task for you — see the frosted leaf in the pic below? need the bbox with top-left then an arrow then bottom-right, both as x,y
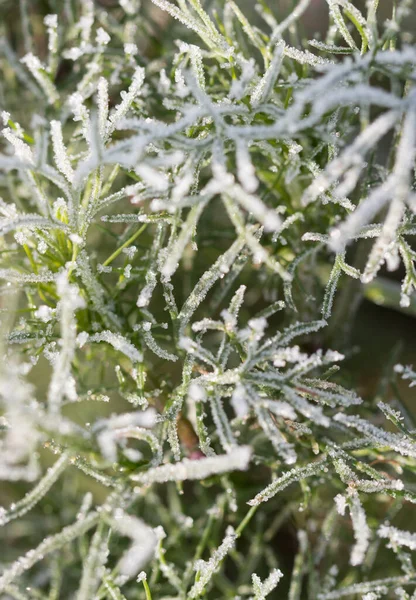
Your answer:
236,140 -> 258,193
329,183 -> 393,254
76,522 -> 109,600
245,319 -> 326,366
106,67 -> 145,139
78,3 -> 94,43
231,384 -> 249,418
99,423 -> 161,466
21,53 -> 59,104
230,57 -> 256,101
301,380 -> 361,409
334,494 -> 347,516
63,47 -> 85,61
44,14 -> 58,74
76,331 -> 89,348
326,0 -> 358,49
94,409 -> 157,461
131,446 -> 252,484
124,43 -> 138,56
282,385 -> 330,428
272,345 -> 307,368
334,413 -> 416,458
262,400 -> 297,420
362,108 -> 416,282
377,401 -> 405,429
109,510 -> 157,579
225,182 -> 281,232
0,511 -> 99,591
44,15 -> 57,43
321,254 -> 343,319
161,199 -> 209,280
253,403 -> 297,464
76,251 -> 122,329
284,45 -> 333,66
302,110 -> 398,207
136,164 -> 169,192
248,458 -> 327,506
289,530 -> 308,600
227,0 -> 264,51
318,578 -> 407,599
137,269 -> 157,308
209,393 -> 236,452
327,0 -> 370,51
152,527 -> 182,591
96,27 -> 111,46
180,42 -> 206,90
47,272 -> 85,414
178,236 -> 246,333
222,197 -> 288,279
97,77 -> 109,140
34,305 -> 53,323
122,246 -> 137,260
348,490 -> 370,566
270,0 -> 312,43
50,120 -> 74,183
394,364 -> 416,388
308,40 -> 354,54
0,269 -> 56,284
251,568 -> 283,600
398,240 -> 416,308
174,68 -> 189,98
188,381 -> 207,403
0,360 -> 41,482
189,526 -> 236,598
1,111 -> 10,125
0,452 -> 70,526
192,318 -> 223,333
120,0 -> 140,14
90,331 -> 143,363
2,4 -> 416,594
2,127 -> 34,164
332,454 -> 403,494
141,322 -> 178,362
250,42 -> 284,106
0,213 -> 67,237
378,525 -> 416,551
150,0 -> 228,51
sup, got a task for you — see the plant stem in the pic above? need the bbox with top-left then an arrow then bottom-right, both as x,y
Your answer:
102,224 -> 147,267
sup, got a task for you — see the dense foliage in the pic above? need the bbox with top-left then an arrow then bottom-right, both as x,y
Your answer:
0,0 -> 415,598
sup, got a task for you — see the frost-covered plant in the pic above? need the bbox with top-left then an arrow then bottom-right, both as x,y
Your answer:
0,0 -> 416,598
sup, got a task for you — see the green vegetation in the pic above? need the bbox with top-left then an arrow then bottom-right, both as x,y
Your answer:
0,0 -> 415,598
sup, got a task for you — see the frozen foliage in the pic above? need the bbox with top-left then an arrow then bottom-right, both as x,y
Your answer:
188,526 -> 237,598
251,568 -> 283,599
0,0 -> 416,598
131,445 -> 252,484
110,509 -> 158,579
378,525 -> 416,552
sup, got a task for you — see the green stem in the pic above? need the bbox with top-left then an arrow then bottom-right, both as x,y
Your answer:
235,505 -> 258,537
102,224 -> 147,267
141,578 -> 153,600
